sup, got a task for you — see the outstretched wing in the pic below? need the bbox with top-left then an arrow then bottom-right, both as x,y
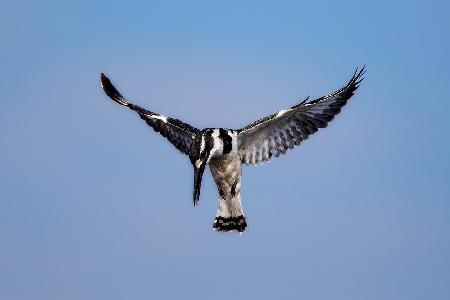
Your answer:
237,66 -> 366,165
100,73 -> 200,155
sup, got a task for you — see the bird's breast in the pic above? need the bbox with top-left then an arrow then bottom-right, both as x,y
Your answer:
209,153 -> 241,198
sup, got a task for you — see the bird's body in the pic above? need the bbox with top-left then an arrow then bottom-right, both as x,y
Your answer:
100,67 -> 365,233
189,127 -> 247,231
206,130 -> 246,232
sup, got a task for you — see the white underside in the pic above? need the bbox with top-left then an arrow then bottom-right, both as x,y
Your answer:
216,195 -> 244,218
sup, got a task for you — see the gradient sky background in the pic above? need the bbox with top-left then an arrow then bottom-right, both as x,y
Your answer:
1,0 -> 449,299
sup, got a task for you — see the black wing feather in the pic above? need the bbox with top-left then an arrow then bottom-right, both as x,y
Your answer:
100,73 -> 199,155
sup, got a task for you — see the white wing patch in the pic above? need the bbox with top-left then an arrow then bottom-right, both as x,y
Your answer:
151,114 -> 168,123
276,109 -> 290,117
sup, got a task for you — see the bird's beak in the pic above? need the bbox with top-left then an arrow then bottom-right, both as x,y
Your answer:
193,162 -> 206,206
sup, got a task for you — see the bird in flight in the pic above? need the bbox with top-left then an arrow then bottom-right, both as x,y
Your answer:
100,66 -> 365,233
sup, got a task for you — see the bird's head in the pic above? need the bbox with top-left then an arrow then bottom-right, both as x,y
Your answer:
189,129 -> 218,206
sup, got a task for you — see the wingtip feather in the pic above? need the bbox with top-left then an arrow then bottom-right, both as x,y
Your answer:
347,65 -> 367,89
100,73 -> 129,106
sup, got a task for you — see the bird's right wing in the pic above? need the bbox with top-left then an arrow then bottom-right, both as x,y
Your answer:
100,73 -> 199,155
237,67 -> 365,165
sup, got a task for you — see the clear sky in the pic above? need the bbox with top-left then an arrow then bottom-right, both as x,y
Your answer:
1,0 -> 449,299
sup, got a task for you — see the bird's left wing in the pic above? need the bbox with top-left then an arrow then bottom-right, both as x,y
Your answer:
100,73 -> 200,155
237,67 -> 365,165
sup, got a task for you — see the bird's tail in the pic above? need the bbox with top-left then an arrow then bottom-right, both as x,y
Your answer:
213,196 -> 247,233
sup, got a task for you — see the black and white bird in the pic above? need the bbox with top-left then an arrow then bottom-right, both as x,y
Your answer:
100,67 -> 365,233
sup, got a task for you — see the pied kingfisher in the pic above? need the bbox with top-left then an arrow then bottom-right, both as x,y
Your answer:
100,67 -> 365,233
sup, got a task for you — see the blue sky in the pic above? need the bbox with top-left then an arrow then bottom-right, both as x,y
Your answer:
1,0 -> 449,299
